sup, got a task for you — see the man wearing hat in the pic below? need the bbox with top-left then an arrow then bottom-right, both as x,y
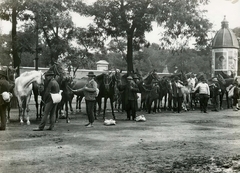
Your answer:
172,76 -> 184,113
84,71 -> 98,127
0,70 -> 14,130
34,70 -> 60,131
210,77 -> 221,112
118,75 -> 139,120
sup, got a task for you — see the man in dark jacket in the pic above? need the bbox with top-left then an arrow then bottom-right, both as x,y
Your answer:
33,70 -> 60,131
172,76 -> 184,113
118,75 -> 139,120
0,71 -> 14,130
211,77 -> 221,112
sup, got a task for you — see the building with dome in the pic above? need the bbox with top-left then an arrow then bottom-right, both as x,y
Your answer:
211,16 -> 239,77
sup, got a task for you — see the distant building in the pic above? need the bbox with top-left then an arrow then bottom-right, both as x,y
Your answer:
211,16 -> 239,77
162,65 -> 169,73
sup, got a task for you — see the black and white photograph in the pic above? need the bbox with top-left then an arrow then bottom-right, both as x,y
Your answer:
0,0 -> 240,172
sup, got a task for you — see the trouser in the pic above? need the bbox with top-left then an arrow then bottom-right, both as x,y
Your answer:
199,94 -> 209,112
173,96 -> 183,113
126,100 -> 136,120
212,95 -> 220,111
39,101 -> 57,130
0,104 -> 7,130
86,100 -> 95,124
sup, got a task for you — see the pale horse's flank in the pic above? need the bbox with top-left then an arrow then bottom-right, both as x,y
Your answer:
14,71 -> 44,125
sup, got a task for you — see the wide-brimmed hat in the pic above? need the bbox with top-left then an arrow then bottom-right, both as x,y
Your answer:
87,71 -> 95,77
212,77 -> 218,82
127,76 -> 133,80
0,70 -> 7,78
45,70 -> 55,76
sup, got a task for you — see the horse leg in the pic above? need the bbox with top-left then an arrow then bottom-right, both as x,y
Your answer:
110,97 -> 116,120
6,103 -> 11,123
40,100 -> 44,119
79,96 -> 84,112
219,93 -> 224,110
153,99 -> 157,113
65,100 -> 70,123
34,93 -> 39,120
26,96 -> 31,125
75,96 -> 79,112
103,97 -> 108,120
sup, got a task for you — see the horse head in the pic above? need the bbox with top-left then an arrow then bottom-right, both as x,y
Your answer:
143,70 -> 159,85
217,74 -> 226,85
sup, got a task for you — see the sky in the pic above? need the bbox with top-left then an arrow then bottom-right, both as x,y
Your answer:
1,0 -> 240,45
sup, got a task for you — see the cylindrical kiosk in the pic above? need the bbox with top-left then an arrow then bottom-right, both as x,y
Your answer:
211,16 -> 239,77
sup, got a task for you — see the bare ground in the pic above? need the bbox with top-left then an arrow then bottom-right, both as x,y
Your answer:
1,102 -> 240,173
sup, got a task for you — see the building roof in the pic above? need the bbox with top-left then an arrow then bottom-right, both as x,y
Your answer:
96,60 -> 109,65
212,16 -> 239,49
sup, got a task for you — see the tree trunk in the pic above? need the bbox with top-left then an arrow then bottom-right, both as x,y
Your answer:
126,33 -> 134,73
12,6 -> 20,77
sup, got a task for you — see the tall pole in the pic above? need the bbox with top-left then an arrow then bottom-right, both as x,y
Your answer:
35,15 -> 38,71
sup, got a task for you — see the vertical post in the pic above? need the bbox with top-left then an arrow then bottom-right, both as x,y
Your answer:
35,14 -> 38,71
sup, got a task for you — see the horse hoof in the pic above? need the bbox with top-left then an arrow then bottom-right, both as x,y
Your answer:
27,121 -> 31,125
66,119 -> 70,123
20,121 -> 24,125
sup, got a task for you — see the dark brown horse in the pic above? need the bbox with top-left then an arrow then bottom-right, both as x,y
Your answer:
137,70 -> 159,113
95,71 -> 120,120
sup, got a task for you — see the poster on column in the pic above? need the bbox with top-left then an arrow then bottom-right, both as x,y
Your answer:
215,52 -> 227,70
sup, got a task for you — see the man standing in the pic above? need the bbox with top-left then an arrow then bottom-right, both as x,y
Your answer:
33,70 -> 60,131
192,78 -> 210,113
118,75 -> 139,120
172,76 -> 183,113
83,72 -> 98,127
0,71 -> 14,130
210,77 -> 221,112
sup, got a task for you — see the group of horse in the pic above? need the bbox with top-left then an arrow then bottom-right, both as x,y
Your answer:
2,63 -> 238,126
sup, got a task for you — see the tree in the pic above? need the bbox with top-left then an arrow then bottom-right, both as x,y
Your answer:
87,0 -> 212,73
0,0 -> 27,76
23,0 -> 77,65
0,34 -> 12,66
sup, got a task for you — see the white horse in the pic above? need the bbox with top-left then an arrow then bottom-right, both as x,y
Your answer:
181,77 -> 196,111
14,71 -> 44,125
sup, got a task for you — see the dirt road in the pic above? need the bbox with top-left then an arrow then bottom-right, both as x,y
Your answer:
1,103 -> 240,173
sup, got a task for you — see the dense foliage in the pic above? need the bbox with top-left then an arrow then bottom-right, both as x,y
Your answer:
0,0 -> 237,76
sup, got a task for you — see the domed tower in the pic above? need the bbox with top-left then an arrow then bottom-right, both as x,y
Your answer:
211,16 -> 239,77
